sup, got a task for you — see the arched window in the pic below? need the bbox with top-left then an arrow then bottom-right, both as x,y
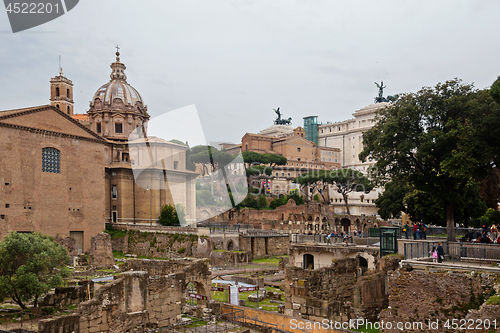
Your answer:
67,106 -> 70,114
42,147 -> 60,173
56,104 -> 59,109
55,87 -> 60,97
66,89 -> 70,98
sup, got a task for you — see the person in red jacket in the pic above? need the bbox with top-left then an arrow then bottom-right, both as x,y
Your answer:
413,223 -> 418,240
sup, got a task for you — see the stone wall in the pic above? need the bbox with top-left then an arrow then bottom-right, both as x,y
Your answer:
55,236 -> 77,257
285,258 -> 359,322
210,250 -> 249,267
39,314 -> 80,333
147,273 -> 184,327
210,234 -> 240,251
111,228 -> 288,262
380,270 -> 499,333
89,232 -> 115,269
124,258 -> 212,306
38,259 -> 212,333
239,235 -> 289,259
113,230 -> 200,258
221,303 -> 349,333
285,256 -> 399,322
279,256 -> 289,271
211,201 -> 379,234
39,283 -> 94,307
78,271 -> 149,333
110,234 -> 128,253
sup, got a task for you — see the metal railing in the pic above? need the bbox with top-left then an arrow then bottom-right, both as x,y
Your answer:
399,227 -> 484,240
204,224 -> 259,234
404,241 -> 500,261
291,233 -> 353,244
0,310 -> 48,332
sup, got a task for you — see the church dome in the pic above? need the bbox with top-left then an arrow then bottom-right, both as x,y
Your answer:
87,49 -> 149,141
88,50 -> 147,114
93,80 -> 143,106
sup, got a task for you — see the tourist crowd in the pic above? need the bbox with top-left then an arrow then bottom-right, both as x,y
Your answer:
462,225 -> 499,243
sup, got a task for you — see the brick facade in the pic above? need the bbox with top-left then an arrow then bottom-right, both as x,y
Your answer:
0,106 -> 106,252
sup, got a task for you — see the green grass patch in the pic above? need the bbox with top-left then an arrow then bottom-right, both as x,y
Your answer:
182,315 -> 208,327
252,257 -> 280,265
104,224 -> 127,239
113,251 -> 126,259
486,295 -> 500,305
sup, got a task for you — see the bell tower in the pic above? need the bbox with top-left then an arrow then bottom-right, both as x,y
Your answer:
50,62 -> 74,115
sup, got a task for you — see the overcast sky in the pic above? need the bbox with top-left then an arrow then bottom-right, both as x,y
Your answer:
1,1 -> 499,145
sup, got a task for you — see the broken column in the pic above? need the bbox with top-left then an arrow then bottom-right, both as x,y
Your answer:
89,232 -> 115,269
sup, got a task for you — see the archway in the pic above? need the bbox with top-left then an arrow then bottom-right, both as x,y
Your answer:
340,218 -> 351,234
183,280 -> 209,308
303,254 -> 314,269
227,240 -> 234,251
322,217 -> 328,231
358,256 -> 368,268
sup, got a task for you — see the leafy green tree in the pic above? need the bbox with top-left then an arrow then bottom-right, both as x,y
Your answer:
295,169 -> 374,214
158,204 -> 180,226
403,188 -> 445,225
242,151 -> 287,167
169,139 -> 188,146
257,195 -> 268,209
288,191 -> 305,206
175,204 -> 186,224
245,164 -> 273,178
374,177 -> 409,220
360,79 -> 500,241
490,76 -> 500,105
0,232 -> 70,309
188,146 -> 235,176
479,168 -> 500,210
313,194 -> 320,202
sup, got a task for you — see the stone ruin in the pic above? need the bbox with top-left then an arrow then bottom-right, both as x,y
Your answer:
39,258 -> 212,333
88,232 -> 115,269
380,270 -> 500,333
285,256 -> 400,322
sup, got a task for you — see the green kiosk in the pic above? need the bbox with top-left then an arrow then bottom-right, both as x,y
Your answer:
380,227 -> 399,257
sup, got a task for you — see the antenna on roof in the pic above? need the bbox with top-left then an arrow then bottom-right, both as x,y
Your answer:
59,55 -> 63,75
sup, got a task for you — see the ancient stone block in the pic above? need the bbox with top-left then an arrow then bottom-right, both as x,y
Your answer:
89,233 -> 115,269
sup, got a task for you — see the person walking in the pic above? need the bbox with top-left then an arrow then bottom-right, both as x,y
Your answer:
403,222 -> 410,239
413,223 -> 418,240
437,242 -> 444,263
